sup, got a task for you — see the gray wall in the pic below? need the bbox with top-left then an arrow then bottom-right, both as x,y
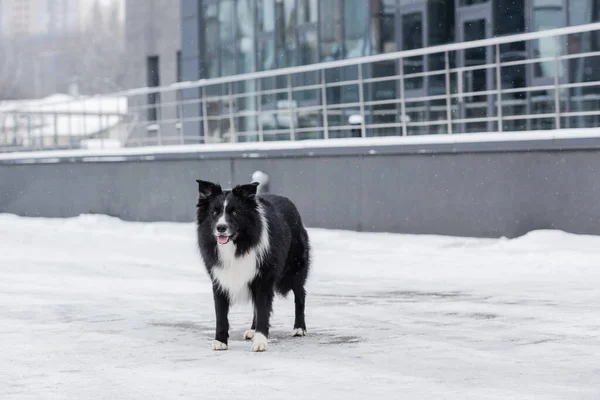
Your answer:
124,0 -> 181,142
2,140 -> 600,238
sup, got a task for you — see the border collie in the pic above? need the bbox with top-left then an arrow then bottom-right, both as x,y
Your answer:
195,180 -> 311,352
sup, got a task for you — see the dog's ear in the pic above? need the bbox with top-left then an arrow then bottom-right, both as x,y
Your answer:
232,182 -> 260,201
196,179 -> 222,205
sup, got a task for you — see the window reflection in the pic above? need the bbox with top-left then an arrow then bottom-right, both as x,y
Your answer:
319,0 -> 342,61
258,0 -> 275,32
221,43 -> 236,76
203,3 -> 219,78
297,29 -> 319,99
532,0 -> 565,78
344,0 -> 371,58
219,0 -> 235,42
237,0 -> 256,74
427,0 -> 455,95
402,12 -> 423,90
375,0 -> 396,53
275,0 -> 296,67
459,0 -> 488,5
297,0 -> 318,24
259,39 -> 275,71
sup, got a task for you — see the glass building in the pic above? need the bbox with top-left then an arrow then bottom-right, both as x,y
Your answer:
178,0 -> 600,142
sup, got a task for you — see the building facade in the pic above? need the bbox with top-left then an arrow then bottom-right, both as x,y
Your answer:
124,0 -> 182,144
173,0 -> 600,142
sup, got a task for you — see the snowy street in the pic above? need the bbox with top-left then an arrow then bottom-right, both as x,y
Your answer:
1,214 -> 599,399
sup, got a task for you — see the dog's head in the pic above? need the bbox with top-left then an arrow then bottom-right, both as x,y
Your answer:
195,180 -> 261,246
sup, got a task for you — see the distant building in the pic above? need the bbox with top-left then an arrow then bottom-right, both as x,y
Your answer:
124,0 -> 182,144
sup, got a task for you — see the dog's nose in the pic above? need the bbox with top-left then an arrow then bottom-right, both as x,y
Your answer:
216,224 -> 228,233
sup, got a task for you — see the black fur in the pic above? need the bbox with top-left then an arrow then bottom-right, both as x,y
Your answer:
195,179 -> 311,350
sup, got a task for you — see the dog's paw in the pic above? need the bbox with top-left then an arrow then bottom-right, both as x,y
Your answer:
292,328 -> 306,337
243,329 -> 255,340
212,340 -> 228,351
251,332 -> 268,352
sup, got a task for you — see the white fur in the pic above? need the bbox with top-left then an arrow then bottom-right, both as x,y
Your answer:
251,332 -> 268,352
243,329 -> 255,340
211,200 -> 270,304
212,340 -> 228,351
292,328 -> 306,337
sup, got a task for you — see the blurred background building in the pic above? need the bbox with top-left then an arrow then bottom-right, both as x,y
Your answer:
1,0 -> 600,148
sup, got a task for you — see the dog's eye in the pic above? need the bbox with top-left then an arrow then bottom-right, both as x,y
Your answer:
229,209 -> 237,216
211,208 -> 220,217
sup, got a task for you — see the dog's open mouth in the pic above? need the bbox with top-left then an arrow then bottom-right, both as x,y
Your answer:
216,235 -> 231,245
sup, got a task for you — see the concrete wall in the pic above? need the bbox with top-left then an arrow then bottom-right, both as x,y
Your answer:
2,139 -> 600,238
124,0 -> 181,142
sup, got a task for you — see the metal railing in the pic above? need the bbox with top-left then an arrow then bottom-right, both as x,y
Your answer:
2,22 -> 600,152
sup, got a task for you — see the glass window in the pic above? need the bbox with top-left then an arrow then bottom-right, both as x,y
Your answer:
205,54 -> 220,78
344,0 -> 371,58
203,3 -> 219,55
259,38 -> 275,71
297,0 -> 318,24
275,0 -> 296,67
494,0 -> 524,36
319,0 -> 342,61
459,0 -> 488,5
219,0 -> 235,42
146,56 -> 160,122
402,12 -> 423,90
569,0 -> 600,25
297,29 -> 319,99
375,0 -> 396,53
221,43 -> 236,76
298,30 -> 318,66
428,0 -> 454,46
258,0 -> 275,32
237,0 -> 256,73
532,0 -> 565,78
202,3 -> 220,79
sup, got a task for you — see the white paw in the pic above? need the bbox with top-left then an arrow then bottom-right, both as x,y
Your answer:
243,329 -> 255,340
251,332 -> 268,352
292,328 -> 306,337
212,340 -> 228,351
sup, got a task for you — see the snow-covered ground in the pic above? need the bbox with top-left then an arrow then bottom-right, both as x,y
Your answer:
1,214 -> 599,399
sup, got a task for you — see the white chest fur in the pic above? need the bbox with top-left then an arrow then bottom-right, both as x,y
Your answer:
211,242 -> 258,304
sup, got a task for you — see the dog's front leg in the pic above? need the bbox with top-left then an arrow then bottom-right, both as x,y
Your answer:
212,284 -> 229,350
251,282 -> 274,352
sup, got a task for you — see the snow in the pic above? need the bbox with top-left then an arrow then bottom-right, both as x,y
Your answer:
0,94 -> 127,140
1,214 -> 599,399
1,127 -> 600,162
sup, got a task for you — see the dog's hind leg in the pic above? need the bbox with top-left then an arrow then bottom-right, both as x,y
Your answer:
292,279 -> 307,336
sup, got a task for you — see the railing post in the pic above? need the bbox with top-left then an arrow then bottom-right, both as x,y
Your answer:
495,44 -> 503,132
287,74 -> 296,141
201,86 -> 209,144
357,63 -> 366,138
320,69 -> 329,140
156,90 -> 163,146
398,58 -> 407,137
68,100 -> 73,148
444,51 -> 453,135
228,82 -> 237,142
257,79 -> 264,142
82,100 -> 87,148
98,96 -> 105,149
53,112 -> 58,147
178,89 -> 184,145
554,36 -> 561,130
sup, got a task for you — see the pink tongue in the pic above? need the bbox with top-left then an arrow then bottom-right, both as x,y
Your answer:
217,236 -> 230,244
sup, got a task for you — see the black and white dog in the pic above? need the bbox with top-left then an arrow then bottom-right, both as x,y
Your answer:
195,180 -> 311,352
